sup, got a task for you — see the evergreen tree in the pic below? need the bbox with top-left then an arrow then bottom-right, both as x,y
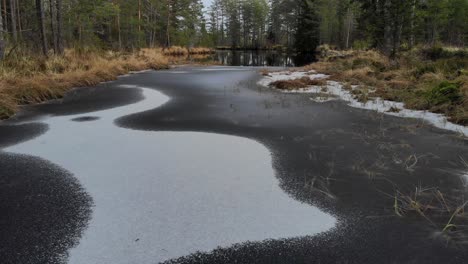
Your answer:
0,0 -> 464,56
295,0 -> 320,52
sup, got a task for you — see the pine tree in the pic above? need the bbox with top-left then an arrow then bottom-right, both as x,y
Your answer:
295,0 -> 320,52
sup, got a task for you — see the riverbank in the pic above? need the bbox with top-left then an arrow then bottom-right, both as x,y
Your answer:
0,47 -> 214,120
260,69 -> 468,137
311,46 -> 467,125
261,48 -> 468,131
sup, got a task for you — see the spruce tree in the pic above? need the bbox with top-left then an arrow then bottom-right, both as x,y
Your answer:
295,0 -> 320,52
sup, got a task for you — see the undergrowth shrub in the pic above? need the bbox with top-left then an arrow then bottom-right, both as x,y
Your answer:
270,76 -> 327,90
425,81 -> 461,105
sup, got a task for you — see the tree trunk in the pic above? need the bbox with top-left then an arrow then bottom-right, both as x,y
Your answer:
431,22 -> 437,47
56,0 -> 64,54
9,0 -> 17,42
242,17 -> 246,48
50,0 -> 58,53
15,0 -> 20,39
345,7 -> 352,49
0,0 -> 4,60
409,0 -> 416,48
220,8 -> 224,45
393,17 -> 403,56
165,0 -> 171,47
383,0 -> 393,56
36,0 -> 47,56
112,0 -> 121,49
138,0 -> 141,46
2,0 -> 7,33
117,12 -> 122,49
138,0 -> 141,32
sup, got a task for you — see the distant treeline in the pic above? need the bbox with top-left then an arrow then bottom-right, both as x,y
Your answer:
0,0 -> 208,59
0,0 -> 467,60
209,0 -> 467,56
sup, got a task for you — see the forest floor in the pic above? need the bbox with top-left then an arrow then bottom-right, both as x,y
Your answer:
0,47 -> 214,120
268,46 -> 468,127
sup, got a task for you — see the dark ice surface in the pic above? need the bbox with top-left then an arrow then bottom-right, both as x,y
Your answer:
1,67 -> 468,264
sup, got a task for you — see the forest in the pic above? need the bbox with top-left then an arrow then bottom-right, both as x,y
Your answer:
0,0 -> 466,59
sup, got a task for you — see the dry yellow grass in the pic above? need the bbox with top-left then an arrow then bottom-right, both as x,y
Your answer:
163,46 -> 188,56
162,46 -> 214,56
340,67 -> 377,85
189,47 -> 215,55
303,61 -> 335,73
0,48 -> 170,119
270,77 -> 328,90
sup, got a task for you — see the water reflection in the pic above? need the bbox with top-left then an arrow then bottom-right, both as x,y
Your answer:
207,50 -> 316,67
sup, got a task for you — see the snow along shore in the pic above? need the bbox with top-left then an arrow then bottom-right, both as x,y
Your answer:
258,70 -> 468,137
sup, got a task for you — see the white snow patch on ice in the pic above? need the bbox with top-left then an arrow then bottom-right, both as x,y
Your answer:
257,70 -> 328,87
259,71 -> 468,137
